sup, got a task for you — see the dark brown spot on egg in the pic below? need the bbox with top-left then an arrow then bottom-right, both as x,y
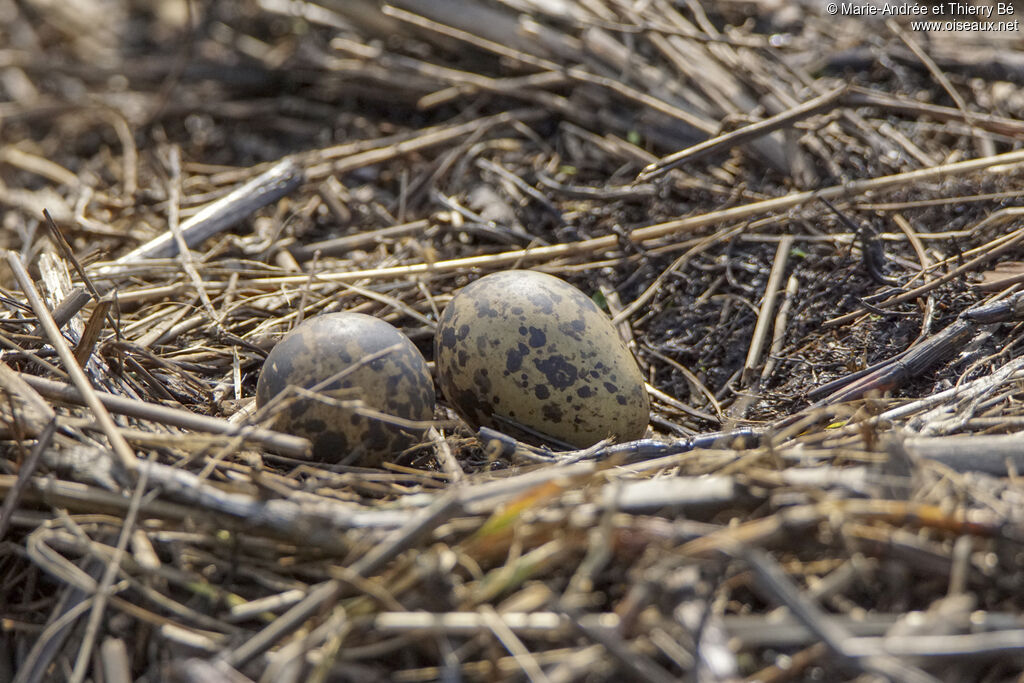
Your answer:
542,403 -> 564,423
526,291 -> 556,314
440,327 -> 457,349
528,327 -> 546,348
558,318 -> 586,340
506,343 -> 528,372
313,430 -> 348,462
474,369 -> 491,394
451,386 -> 488,423
534,355 -> 578,390
474,298 -> 500,318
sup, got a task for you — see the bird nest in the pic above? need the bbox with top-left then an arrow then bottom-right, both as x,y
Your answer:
3,1 -> 1024,681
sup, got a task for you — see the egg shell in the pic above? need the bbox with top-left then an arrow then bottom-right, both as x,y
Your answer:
256,312 -> 435,466
434,270 -> 650,448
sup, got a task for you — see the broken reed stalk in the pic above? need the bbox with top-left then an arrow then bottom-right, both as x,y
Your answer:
110,158 -> 304,264
6,251 -> 138,475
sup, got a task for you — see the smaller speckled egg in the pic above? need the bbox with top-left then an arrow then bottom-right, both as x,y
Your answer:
256,313 -> 435,466
434,270 -> 650,448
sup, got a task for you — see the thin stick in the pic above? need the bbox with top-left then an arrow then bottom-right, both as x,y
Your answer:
69,455 -> 153,683
124,147 -> 1024,294
6,251 -> 138,475
428,427 -> 464,483
28,287 -> 91,338
0,418 -> 55,540
638,86 -> 847,180
288,219 -> 430,261
760,274 -> 799,384
743,236 -> 793,387
887,20 -> 986,149
42,210 -> 106,303
824,221 -> 1024,327
742,548 -> 939,683
165,147 -> 224,328
626,148 -> 1024,245
846,86 -> 1024,137
42,210 -> 122,335
611,224 -> 746,325
222,490 -> 462,667
382,5 -> 717,136
479,605 -> 552,683
305,109 -> 546,180
18,372 -> 311,458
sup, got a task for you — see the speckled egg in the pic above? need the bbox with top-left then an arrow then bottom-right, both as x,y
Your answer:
434,270 -> 649,448
256,312 -> 435,466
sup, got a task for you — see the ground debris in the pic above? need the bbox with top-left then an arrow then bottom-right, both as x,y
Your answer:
3,1 -> 1024,681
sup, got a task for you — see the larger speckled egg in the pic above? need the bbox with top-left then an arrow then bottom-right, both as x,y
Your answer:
434,270 -> 649,448
256,313 -> 435,466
